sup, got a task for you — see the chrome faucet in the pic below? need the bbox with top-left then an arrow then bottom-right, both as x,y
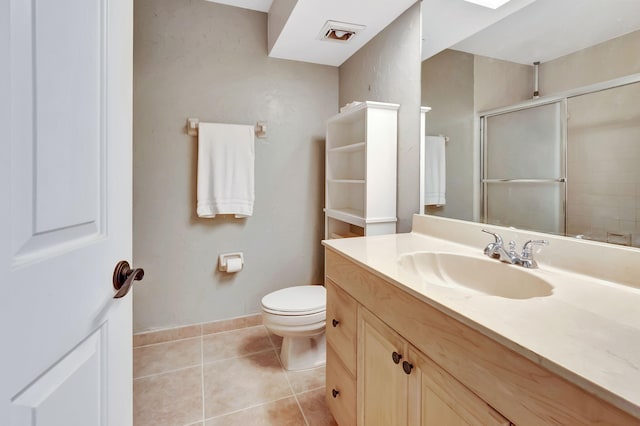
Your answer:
519,239 -> 549,268
482,230 -> 518,264
481,230 -> 548,268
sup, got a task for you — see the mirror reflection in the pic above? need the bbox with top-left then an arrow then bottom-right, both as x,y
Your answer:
421,0 -> 640,247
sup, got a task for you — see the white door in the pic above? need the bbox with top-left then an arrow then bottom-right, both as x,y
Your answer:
0,0 -> 134,425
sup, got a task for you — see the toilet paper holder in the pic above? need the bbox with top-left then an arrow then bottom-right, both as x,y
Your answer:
218,252 -> 244,272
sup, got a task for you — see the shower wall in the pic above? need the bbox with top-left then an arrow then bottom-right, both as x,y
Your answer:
567,82 -> 640,247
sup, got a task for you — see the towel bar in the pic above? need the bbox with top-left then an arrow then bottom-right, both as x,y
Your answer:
187,118 -> 267,139
427,134 -> 450,143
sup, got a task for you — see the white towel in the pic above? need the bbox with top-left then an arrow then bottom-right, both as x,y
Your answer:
425,136 -> 446,206
197,123 -> 255,218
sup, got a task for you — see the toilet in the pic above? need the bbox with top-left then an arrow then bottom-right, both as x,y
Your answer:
261,285 -> 326,371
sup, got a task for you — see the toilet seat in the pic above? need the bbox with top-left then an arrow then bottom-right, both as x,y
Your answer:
261,285 -> 326,316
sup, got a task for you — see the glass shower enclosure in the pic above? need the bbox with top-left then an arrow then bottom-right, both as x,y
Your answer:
481,101 -> 566,235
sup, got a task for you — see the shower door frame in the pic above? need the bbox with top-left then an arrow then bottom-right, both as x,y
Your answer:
478,71 -> 640,235
480,99 -> 568,235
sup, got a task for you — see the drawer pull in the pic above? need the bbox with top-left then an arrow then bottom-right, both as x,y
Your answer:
332,319 -> 340,327
332,388 -> 340,398
392,351 -> 403,364
402,360 -> 414,375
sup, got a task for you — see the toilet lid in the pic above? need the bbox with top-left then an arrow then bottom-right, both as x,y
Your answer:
261,285 -> 326,315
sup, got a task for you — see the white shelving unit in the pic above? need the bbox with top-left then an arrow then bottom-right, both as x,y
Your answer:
325,101 -> 399,239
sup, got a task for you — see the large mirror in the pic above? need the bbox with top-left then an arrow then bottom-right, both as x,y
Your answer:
420,0 -> 640,248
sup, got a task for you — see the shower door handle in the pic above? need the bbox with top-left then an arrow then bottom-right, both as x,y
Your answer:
112,260 -> 145,299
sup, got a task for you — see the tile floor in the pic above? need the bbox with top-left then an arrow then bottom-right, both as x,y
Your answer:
133,321 -> 337,426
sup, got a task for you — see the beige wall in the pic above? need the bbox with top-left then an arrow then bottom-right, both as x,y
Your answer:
339,3 -> 423,233
473,56 -> 533,112
541,30 -> 640,95
133,0 -> 338,332
421,50 -> 475,221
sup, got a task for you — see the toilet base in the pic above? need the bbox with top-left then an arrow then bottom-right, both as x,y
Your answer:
279,332 -> 326,371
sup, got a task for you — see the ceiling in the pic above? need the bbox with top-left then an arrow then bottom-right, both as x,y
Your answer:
207,0 -> 417,66
420,0 -> 536,61
206,0 -> 640,66
209,0 -> 273,12
452,0 -> 640,64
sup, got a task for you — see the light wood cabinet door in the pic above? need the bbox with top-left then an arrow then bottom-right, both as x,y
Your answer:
326,279 -> 358,376
408,348 -> 511,426
358,306 -> 409,426
326,344 -> 357,426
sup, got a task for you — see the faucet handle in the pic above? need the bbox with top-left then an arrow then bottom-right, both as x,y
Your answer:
521,239 -> 549,258
481,229 -> 503,245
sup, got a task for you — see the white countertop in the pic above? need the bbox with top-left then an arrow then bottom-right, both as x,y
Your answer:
323,223 -> 640,419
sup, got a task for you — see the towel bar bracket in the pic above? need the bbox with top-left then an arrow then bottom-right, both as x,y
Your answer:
187,118 -> 199,136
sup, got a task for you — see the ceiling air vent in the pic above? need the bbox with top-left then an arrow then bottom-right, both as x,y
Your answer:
319,20 -> 365,43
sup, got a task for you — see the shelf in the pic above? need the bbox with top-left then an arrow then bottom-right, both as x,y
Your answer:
328,179 -> 365,184
327,101 -> 400,124
330,231 -> 363,239
325,208 -> 365,228
328,142 -> 366,153
324,101 -> 398,239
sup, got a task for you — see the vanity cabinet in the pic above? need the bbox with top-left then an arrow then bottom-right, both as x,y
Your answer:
359,307 -> 409,425
325,101 -> 399,239
358,306 -> 510,426
325,280 -> 357,426
408,347 -> 511,425
324,248 -> 639,425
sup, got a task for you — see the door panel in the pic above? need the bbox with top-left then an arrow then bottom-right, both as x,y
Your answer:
11,0 -> 105,264
483,101 -> 566,235
485,102 -> 563,180
11,328 -> 105,426
409,348 -> 510,426
358,307 -> 408,426
485,181 -> 565,234
1,0 -> 133,424
33,0 -> 103,234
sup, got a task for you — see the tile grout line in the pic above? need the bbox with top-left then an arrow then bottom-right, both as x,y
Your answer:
134,324 -> 266,349
202,347 -> 276,367
295,384 -> 326,397
133,334 -> 202,349
133,363 -> 202,381
202,394 -> 299,423
275,350 -> 311,426
200,330 -> 206,425
133,314 -> 261,337
134,348 -> 277,381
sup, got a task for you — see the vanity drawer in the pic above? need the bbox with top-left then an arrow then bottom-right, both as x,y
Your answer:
326,343 -> 357,426
326,278 -> 357,375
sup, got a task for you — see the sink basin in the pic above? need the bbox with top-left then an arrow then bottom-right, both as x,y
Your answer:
397,252 -> 553,299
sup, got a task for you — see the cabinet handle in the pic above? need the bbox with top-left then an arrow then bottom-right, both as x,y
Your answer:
392,351 -> 403,364
332,388 -> 340,398
402,360 -> 414,375
332,319 -> 340,327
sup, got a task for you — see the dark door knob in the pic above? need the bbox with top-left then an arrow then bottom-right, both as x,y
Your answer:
332,319 -> 340,327
392,351 -> 403,364
331,389 -> 339,398
112,260 -> 144,299
402,360 -> 414,375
